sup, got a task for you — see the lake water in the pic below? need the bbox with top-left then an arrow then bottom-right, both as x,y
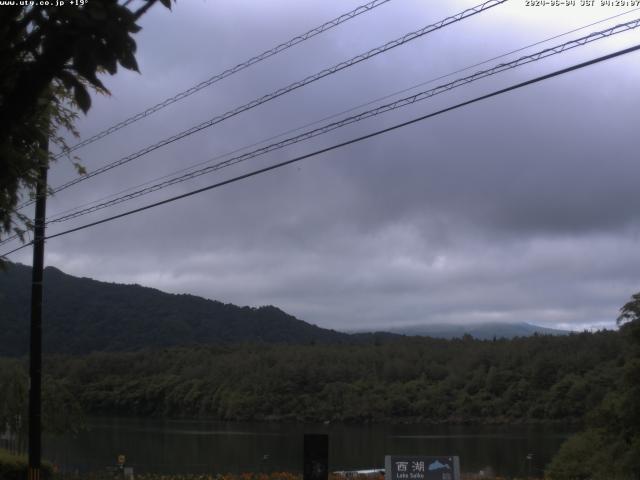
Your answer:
44,418 -> 573,478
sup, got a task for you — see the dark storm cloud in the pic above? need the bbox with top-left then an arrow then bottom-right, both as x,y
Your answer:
8,0 -> 640,331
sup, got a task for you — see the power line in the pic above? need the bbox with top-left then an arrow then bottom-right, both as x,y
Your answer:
4,42 -> 638,259
21,0 -> 506,208
52,0 -> 395,160
1,241 -> 34,258
3,11 -> 637,246
9,0 -> 395,221
41,7 -> 640,225
43,18 -> 640,225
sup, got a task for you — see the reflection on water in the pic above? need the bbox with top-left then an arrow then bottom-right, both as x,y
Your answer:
44,417 -> 573,478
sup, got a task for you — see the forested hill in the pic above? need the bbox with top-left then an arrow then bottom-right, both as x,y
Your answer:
0,262 -> 354,356
0,262 -> 572,357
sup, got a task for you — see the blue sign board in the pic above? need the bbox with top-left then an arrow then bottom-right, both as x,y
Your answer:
384,456 -> 460,480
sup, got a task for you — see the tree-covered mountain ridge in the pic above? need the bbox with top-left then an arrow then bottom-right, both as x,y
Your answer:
1,262 -> 568,356
0,262 -> 354,356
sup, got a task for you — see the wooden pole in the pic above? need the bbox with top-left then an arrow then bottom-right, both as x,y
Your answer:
28,137 -> 48,480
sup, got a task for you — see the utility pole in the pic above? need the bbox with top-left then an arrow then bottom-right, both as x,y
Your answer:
28,136 -> 48,480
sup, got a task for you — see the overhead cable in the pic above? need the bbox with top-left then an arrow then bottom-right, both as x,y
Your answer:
4,42 -> 639,259
41,7 -> 640,225
22,0 -> 506,208
53,0 -> 395,159
44,18 -> 640,225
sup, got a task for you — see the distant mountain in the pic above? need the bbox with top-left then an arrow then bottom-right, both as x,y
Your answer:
385,321 -> 569,339
0,262 -> 354,356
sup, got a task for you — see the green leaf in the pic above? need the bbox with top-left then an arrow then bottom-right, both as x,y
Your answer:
72,161 -> 87,176
79,66 -> 107,93
119,49 -> 139,72
73,84 -> 91,113
56,70 -> 76,90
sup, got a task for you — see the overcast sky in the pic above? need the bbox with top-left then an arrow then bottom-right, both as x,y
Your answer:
6,0 -> 640,331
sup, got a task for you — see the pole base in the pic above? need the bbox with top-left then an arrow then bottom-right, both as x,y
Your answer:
28,466 -> 40,480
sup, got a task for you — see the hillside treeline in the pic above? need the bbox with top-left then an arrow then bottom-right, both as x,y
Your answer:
0,262 -> 368,356
3,330 -> 625,425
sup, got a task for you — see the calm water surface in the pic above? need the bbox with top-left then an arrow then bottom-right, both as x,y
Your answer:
44,418 -> 573,478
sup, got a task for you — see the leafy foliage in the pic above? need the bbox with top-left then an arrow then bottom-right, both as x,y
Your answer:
0,361 -> 84,452
0,0 -> 174,243
546,292 -> 640,480
0,361 -> 27,451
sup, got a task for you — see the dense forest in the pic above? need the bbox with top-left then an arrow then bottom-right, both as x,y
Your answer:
546,300 -> 640,479
0,330 -> 625,425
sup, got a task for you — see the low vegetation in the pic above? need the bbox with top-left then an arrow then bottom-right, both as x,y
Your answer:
0,449 -> 53,480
